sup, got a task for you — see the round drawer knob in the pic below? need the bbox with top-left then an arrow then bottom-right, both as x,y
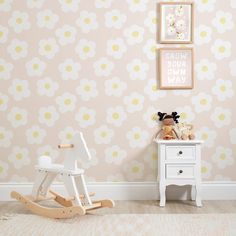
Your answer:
178,151 -> 183,155
179,170 -> 183,174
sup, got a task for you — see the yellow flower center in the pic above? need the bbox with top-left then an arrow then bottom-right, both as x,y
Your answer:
0,31 -> 3,37
220,17 -> 226,24
33,64 -> 39,69
152,85 -> 157,91
44,112 -> 51,119
33,131 -> 39,137
200,99 -> 207,105
101,64 -> 107,69
83,46 -> 90,53
201,167 -> 207,173
112,151 -> 118,157
132,99 -> 139,105
200,31 -> 207,37
218,114 -> 225,121
44,83 -> 50,89
112,16 -> 118,21
134,65 -> 140,71
15,46 -> 22,53
202,66 -> 208,72
16,18 -> 23,24
112,112 -> 119,119
180,113 -> 187,119
132,31 -> 139,37
0,166 -> 3,173
134,133 -> 140,139
219,46 -> 225,53
44,45 -> 52,51
16,85 -> 22,92
83,114 -> 90,120
66,133 -> 72,139
84,18 -> 91,24
84,85 -> 91,91
0,133 -> 4,139
112,45 -> 119,51
16,153 -> 23,160
112,83 -> 118,89
220,153 -> 226,160
64,31 -> 71,37
64,99 -> 71,105
44,16 -> 50,21
132,166 -> 139,173
0,65 -> 4,72
202,0 -> 208,3
220,85 -> 226,91
0,99 -> 3,105
202,133 -> 208,140
66,66 -> 72,72
152,153 -> 157,161
15,114 -> 22,120
101,131 -> 107,137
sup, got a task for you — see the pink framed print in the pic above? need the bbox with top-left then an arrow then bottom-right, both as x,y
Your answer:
159,48 -> 194,89
159,2 -> 194,44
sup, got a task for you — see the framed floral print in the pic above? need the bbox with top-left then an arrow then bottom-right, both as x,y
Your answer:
159,48 -> 194,89
159,2 -> 194,44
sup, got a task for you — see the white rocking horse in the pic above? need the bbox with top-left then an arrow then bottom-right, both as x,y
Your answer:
11,132 -> 115,219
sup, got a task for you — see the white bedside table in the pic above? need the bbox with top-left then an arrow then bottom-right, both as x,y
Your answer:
154,139 -> 204,207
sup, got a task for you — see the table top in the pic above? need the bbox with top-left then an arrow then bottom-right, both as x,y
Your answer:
153,139 -> 204,144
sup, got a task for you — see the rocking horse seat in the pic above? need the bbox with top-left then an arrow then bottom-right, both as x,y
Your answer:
35,164 -> 85,175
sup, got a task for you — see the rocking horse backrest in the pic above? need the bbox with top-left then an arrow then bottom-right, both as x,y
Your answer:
63,132 -> 91,170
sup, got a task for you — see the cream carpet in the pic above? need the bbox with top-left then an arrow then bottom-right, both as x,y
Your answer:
1,213 -> 236,236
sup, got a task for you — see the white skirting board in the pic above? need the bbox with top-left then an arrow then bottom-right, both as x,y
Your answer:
0,181 -> 236,201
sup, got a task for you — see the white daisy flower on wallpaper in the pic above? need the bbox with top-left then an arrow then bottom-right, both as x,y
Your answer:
7,107 -> 28,128
195,59 -> 217,80
106,106 -> 127,127
144,78 -> 166,101
76,78 -> 98,101
0,0 -> 12,11
107,173 -> 125,182
214,175 -> 231,181
104,77 -> 127,97
58,0 -> 80,12
8,11 -> 31,33
58,58 -> 81,80
75,107 -> 96,128
0,25 -> 8,43
126,126 -> 149,148
37,145 -> 59,160
0,59 -> 13,80
229,128 -> 236,144
10,174 -> 28,182
143,107 -> 157,128
8,146 -> 30,169
195,126 -> 217,148
123,92 -> 144,113
7,39 -> 28,60
229,60 -> 236,76
196,0 -> 216,12
27,0 -> 45,9
175,106 -> 195,123
172,90 -> 191,97
143,145 -> 158,169
38,106 -> 59,127
212,146 -> 234,169
0,160 -> 8,179
143,39 -> 157,60
124,160 -> 144,181
75,39 -> 96,60
0,127 -> 13,148
212,11 -> 234,33
105,145 -> 127,165
123,25 -> 145,45
94,125 -> 114,144
37,9 -> 59,29
77,148 -> 98,169
59,126 -> 76,143
93,57 -> 114,77
211,39 -> 231,60
212,79 -> 234,101
126,0 -> 148,12
8,79 -> 30,101
26,125 -> 46,144
105,9 -> 126,29
106,38 -> 127,59
56,92 -> 77,113
38,38 -> 59,59
144,11 -> 157,34
37,77 -> 59,97
95,0 -> 112,9
195,25 -> 212,45
0,93 -> 8,111
201,160 -> 212,179
127,59 -> 149,81
210,107 -> 231,128
191,92 -> 212,113
76,11 -> 98,33
25,57 -> 46,77
55,25 -> 77,45
231,0 -> 236,8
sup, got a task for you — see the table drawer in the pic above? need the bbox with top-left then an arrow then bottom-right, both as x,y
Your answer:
165,146 -> 195,160
166,164 -> 195,179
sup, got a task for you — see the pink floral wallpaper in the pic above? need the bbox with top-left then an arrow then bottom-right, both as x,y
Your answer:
0,0 -> 235,182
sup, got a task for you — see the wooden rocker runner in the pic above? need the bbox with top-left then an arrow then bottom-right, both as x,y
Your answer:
11,132 -> 115,219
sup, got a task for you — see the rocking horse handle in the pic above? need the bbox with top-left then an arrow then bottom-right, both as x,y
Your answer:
58,144 -> 74,149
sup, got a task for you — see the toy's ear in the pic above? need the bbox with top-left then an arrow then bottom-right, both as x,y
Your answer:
172,111 -> 180,123
158,112 -> 166,121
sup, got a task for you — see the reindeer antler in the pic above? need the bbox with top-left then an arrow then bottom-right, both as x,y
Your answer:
157,112 -> 167,121
171,111 -> 180,124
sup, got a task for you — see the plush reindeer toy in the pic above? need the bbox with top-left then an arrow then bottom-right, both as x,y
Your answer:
155,112 -> 180,140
